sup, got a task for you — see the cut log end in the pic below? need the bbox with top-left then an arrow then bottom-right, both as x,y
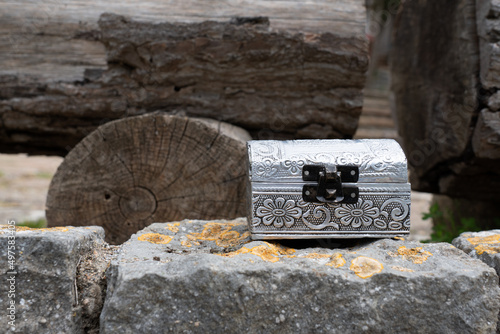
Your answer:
46,114 -> 250,244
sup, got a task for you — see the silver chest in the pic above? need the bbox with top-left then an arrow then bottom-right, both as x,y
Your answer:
246,139 -> 411,239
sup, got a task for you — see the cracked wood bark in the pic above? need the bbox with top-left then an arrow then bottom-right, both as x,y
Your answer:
46,114 -> 251,244
0,1 -> 368,156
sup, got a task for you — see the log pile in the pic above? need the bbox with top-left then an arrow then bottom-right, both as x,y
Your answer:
0,1 -> 368,156
391,0 -> 500,204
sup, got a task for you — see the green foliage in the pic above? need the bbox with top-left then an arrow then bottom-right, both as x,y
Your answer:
0,170 -> 4,178
17,218 -> 47,228
422,203 -> 482,243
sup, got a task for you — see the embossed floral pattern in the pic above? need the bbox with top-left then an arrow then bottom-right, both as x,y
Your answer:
283,158 -> 305,174
255,159 -> 278,177
256,197 -> 302,228
334,199 -> 380,228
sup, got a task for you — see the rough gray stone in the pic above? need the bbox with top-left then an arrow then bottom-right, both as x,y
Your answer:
488,91 -> 500,111
453,230 -> 500,333
472,109 -> 500,160
453,230 -> 500,276
0,225 -> 106,334
100,218 -> 500,334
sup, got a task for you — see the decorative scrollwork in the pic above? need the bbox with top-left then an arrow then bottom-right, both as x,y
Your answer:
379,198 -> 410,221
251,195 -> 410,232
302,207 -> 339,230
374,219 -> 387,229
388,221 -> 403,230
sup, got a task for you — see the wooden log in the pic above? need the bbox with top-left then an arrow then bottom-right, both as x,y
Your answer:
0,1 -> 368,156
46,114 -> 251,244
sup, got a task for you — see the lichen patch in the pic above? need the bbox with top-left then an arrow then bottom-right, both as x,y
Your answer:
0,226 -> 73,232
183,222 -> 250,247
166,223 -> 180,233
474,245 -> 500,255
303,253 -> 332,260
301,252 -> 346,268
218,242 -> 295,263
467,234 -> 500,249
138,233 -> 173,244
326,253 -> 346,268
391,265 -> 414,272
350,256 -> 383,279
390,246 -> 432,264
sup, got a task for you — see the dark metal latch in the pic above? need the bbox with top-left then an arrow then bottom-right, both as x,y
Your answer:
302,165 -> 359,204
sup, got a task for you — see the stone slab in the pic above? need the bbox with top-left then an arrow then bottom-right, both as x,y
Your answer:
472,109 -> 500,160
453,230 -> 500,276
100,219 -> 500,334
0,225 -> 105,334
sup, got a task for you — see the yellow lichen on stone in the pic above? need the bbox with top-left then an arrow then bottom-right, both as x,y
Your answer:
166,223 -> 180,233
138,233 -> 173,244
180,240 -> 192,247
301,252 -> 345,268
391,265 -> 414,272
390,246 -> 432,264
350,256 -> 384,279
303,253 -> 332,260
184,222 -> 250,247
393,236 -> 405,241
326,253 -> 346,268
462,232 -> 500,256
272,242 -> 296,256
218,242 -> 295,263
3,226 -> 73,232
474,245 -> 500,255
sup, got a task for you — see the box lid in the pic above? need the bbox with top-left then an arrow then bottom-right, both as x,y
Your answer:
247,139 -> 408,183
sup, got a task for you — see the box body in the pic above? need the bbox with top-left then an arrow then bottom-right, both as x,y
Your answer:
247,139 -> 411,239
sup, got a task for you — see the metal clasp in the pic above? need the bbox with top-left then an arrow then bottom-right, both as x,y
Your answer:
302,165 -> 359,204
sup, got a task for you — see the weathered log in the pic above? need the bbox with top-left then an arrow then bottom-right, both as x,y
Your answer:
46,114 -> 251,244
390,0 -> 500,201
0,1 -> 368,156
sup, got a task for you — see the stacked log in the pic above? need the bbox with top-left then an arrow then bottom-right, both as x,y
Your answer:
0,1 -> 368,156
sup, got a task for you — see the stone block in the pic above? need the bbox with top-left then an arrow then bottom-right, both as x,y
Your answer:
100,219 -> 500,333
0,225 -> 106,334
472,109 -> 500,160
453,230 -> 500,276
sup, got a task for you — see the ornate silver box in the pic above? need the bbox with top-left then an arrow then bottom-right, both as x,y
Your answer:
247,139 -> 411,239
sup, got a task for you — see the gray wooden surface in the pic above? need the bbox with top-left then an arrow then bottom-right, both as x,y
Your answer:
0,0 -> 365,82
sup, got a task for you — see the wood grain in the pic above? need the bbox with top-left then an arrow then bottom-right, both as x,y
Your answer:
0,9 -> 368,156
0,0 -> 366,81
46,114 -> 251,244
